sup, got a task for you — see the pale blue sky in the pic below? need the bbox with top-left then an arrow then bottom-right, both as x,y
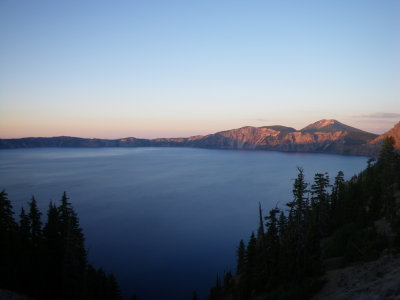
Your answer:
0,0 -> 399,138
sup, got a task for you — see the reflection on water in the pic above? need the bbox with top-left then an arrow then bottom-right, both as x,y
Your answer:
0,148 -> 367,299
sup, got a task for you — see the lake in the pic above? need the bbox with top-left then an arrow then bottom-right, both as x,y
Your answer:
0,147 -> 368,299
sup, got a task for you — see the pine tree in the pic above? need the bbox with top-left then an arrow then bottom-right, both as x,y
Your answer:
378,136 -> 397,169
0,190 -> 18,289
265,209 -> 279,241
18,207 -> 34,296
286,167 -> 311,279
331,171 -> 344,213
304,173 -> 331,273
310,173 -> 330,236
363,157 -> 382,222
278,210 -> 287,238
287,167 -> 309,227
28,196 -> 42,244
215,274 -> 221,290
57,192 -> 87,299
19,207 -> 31,242
43,201 -> 61,251
245,232 -> 257,292
257,202 -> 265,239
43,201 -> 62,298
0,190 -> 17,234
236,239 -> 246,275
377,137 -> 400,222
208,274 -> 222,300
223,271 -> 233,290
263,208 -> 280,286
246,232 -> 257,267
277,210 -> 290,283
105,273 -> 122,300
192,291 -> 199,300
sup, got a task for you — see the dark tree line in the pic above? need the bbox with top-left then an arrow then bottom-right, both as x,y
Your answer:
0,191 -> 122,300
207,137 -> 400,300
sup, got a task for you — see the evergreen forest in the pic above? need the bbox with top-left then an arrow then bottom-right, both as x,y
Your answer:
0,191 -> 122,299
206,136 -> 400,300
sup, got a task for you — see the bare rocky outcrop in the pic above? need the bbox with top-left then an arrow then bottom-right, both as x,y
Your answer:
313,254 -> 400,300
0,289 -> 34,300
370,122 -> 400,149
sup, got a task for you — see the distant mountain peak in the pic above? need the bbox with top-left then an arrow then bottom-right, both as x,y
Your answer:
316,119 -> 339,127
302,119 -> 342,131
301,119 -> 367,133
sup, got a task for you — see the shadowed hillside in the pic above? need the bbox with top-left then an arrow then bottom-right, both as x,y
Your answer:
203,136 -> 400,300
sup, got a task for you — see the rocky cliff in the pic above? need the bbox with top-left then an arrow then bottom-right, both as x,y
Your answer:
1,119 -> 399,157
187,120 -> 379,155
313,254 -> 400,300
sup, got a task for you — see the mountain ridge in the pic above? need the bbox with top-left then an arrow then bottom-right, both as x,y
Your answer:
369,121 -> 400,148
1,119 -> 398,157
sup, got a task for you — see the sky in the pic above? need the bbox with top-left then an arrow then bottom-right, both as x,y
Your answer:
0,0 -> 399,139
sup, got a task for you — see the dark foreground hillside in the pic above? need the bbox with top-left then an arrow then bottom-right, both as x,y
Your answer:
0,288 -> 34,300
312,254 -> 400,300
205,136 -> 400,300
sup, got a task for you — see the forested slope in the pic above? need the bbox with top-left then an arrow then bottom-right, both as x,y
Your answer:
206,137 -> 400,300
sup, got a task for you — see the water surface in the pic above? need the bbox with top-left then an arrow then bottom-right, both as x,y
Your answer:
0,148 -> 368,299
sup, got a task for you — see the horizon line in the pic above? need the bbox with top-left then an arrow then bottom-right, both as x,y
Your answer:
2,118 -> 397,140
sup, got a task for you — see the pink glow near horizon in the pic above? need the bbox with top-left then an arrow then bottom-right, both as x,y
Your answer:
0,117 -> 395,139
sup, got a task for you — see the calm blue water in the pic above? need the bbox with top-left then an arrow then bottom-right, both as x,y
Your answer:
0,148 -> 368,299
